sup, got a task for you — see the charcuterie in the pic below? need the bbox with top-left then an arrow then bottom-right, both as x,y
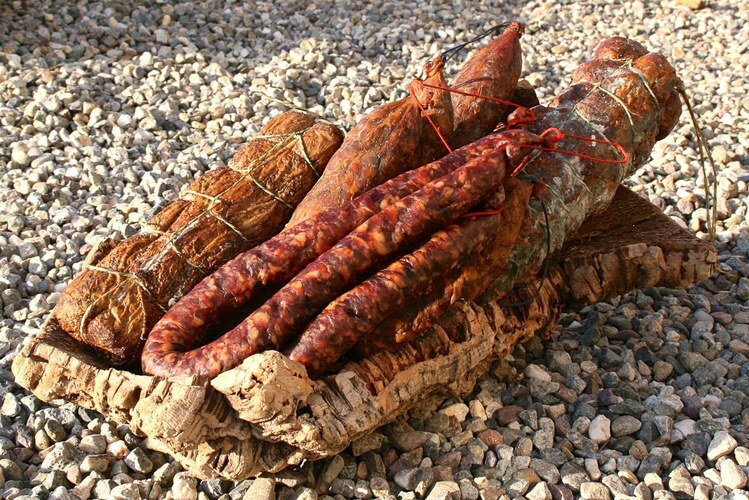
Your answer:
449,22 -> 524,146
287,57 -> 454,226
141,36 -> 684,379
141,132 -> 543,378
53,111 -> 343,365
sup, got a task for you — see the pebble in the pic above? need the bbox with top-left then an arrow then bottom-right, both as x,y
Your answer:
580,482 -> 611,499
526,481 -> 553,500
707,431 -> 738,461
124,447 -> 153,474
720,459 -> 747,490
589,415 -> 611,445
612,416 -> 641,437
171,472 -> 199,499
425,481 -> 460,499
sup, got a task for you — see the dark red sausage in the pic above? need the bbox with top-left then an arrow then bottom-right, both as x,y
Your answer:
287,207 -> 503,376
141,132 -> 527,379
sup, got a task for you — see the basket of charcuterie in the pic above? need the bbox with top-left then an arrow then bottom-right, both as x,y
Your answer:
12,25 -> 716,480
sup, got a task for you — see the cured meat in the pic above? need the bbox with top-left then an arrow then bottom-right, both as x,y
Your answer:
287,57 -> 454,226
450,22 -> 524,147
287,203 -> 504,376
359,38 -> 684,358
355,176 -> 534,356
141,132 -> 538,379
54,112 -> 343,365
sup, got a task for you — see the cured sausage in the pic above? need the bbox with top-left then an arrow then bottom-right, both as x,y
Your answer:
355,39 -> 683,360
287,205 -> 504,376
141,132 -> 532,378
450,22 -> 524,147
287,57 -> 453,226
54,111 -> 343,365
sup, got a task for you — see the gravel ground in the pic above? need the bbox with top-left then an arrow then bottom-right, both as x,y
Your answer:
1,0 -> 748,499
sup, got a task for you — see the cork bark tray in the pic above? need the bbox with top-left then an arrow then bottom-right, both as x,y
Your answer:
11,186 -> 716,480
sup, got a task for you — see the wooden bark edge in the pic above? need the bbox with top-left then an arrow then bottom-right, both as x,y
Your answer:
11,187 -> 716,480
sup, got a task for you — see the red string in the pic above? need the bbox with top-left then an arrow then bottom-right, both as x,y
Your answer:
417,81 -> 538,130
510,127 -> 631,177
461,204 -> 505,219
418,81 -> 519,109
409,82 -> 453,154
411,79 -> 631,179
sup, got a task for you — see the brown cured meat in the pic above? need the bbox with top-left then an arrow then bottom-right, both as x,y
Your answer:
54,112 -> 343,366
289,131 -> 547,373
288,205 -> 503,376
358,38 -> 683,359
142,141 -> 513,379
450,22 -> 524,147
287,57 -> 453,226
476,39 -> 682,303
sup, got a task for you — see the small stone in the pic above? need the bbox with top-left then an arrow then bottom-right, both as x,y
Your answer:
329,478 -> 355,497
720,458 -> 747,489
44,419 -> 66,442
589,415 -> 611,445
1,394 -> 22,417
110,483 -> 141,500
612,416 -> 642,437
441,403 -> 470,422
735,446 -> 749,466
173,472 -> 199,500
370,476 -> 390,497
80,454 -> 112,474
11,147 -> 30,167
496,406 -> 524,426
652,361 -> 673,382
676,0 -> 706,9
638,447 -> 672,477
459,480 -> 480,500
95,479 -> 117,499
682,451 -> 706,474
526,482 -> 552,500
584,459 -> 602,481
426,480 -> 460,499
107,440 -> 130,458
668,476 -> 694,498
317,455 -> 344,491
153,462 -> 180,485
707,431 -> 738,461
516,437 -> 534,457
79,435 -> 107,454
549,483 -> 575,500
579,481 -> 611,499
693,484 -> 710,500
125,447 -> 153,474
673,419 -> 697,438
526,364 -> 552,382
478,429 -> 503,447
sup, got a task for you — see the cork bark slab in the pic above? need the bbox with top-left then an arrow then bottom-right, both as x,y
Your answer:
12,186 -> 716,480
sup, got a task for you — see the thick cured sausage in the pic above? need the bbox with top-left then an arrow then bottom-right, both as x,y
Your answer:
54,111 -> 343,366
287,57 -> 454,226
354,176 -> 535,356
450,22 -> 524,147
